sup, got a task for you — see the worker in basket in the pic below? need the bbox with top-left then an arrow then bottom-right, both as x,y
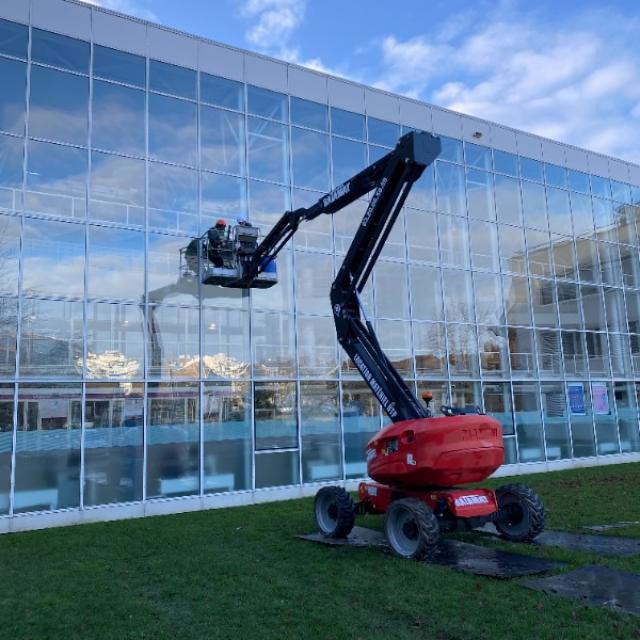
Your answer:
207,218 -> 227,267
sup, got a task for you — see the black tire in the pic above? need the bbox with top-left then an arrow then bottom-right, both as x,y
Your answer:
494,483 -> 545,542
383,498 -> 440,560
314,486 -> 355,538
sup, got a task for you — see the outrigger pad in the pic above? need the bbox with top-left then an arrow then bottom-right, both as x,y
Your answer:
298,527 -> 563,578
523,565 -> 640,616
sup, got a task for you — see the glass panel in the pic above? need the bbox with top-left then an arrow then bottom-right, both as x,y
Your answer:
92,81 -> 145,156
200,105 -> 245,175
93,45 -> 145,87
0,133 -> 23,207
413,322 -> 446,377
576,239 -> 599,283
442,269 -> 474,323
0,57 -> 26,135
586,331 -> 610,377
438,214 -> 469,268
295,252 -> 333,315
31,28 -> 89,74
568,170 -> 591,194
22,218 -> 84,298
521,181 -> 548,231
469,220 -> 499,271
536,330 -> 562,378
604,287 -> 626,332
84,382 -> 144,505
557,282 -> 581,329
331,108 -> 365,140
203,382 -> 252,492
149,60 -> 196,99
292,188 -> 332,251
450,381 -> 481,412
503,275 -> 531,325
498,224 -> 526,274
86,303 -> 144,380
247,86 -> 288,121
406,164 -> 435,211
203,308 -> 250,380
375,261 -> 409,319
479,325 -> 509,378
251,249 -> 292,311
551,235 -> 576,280
342,381 -> 380,479
332,137 -> 366,186
438,137 -> 463,163
546,187 -> 572,235
493,150 -> 518,177
567,381 -> 596,457
410,265 -> 443,321
435,161 -> 465,216
541,382 -> 571,460
377,319 -> 413,376
0,214 -> 20,295
90,151 -> 145,225
494,175 -> 522,225
255,450 -> 300,488
247,117 -> 288,183
291,97 -> 327,131
201,172 -> 246,225
291,128 -> 330,191
146,382 -> 199,498
406,209 -> 438,263
29,66 -> 88,146
367,117 -> 399,147
526,228 -> 552,277
465,142 -> 492,170
473,272 -> 504,325
545,164 -> 567,189
301,381 -> 341,482
252,311 -> 295,378
247,179 -> 288,228
447,323 -> 479,377
0,298 -> 17,377
466,168 -> 495,221
508,327 -> 535,377
597,242 -> 622,286
591,175 -> 611,200
25,140 -> 87,219
530,278 -> 558,328
149,94 -> 197,166
608,333 -> 631,377
520,157 -> 544,183
297,315 -> 337,378
614,382 -> 640,452
513,382 -> 544,462
255,381 -> 297,449
483,382 -> 514,435
626,289 -> 640,333
611,180 -> 631,204
14,383 -> 82,512
146,306 -> 199,379
0,384 -> 12,514
148,162 -> 198,233
569,192 -> 594,237
561,331 -> 587,377
200,73 -> 244,111
591,382 -> 619,455
0,18 -> 28,59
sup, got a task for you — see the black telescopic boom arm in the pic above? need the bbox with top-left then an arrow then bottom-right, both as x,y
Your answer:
244,131 -> 441,422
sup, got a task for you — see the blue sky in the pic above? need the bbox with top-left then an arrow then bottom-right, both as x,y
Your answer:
83,0 -> 640,163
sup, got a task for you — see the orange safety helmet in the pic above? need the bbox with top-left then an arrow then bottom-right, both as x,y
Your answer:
215,218 -> 226,229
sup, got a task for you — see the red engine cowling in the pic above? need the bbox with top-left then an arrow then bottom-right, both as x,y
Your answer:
366,414 -> 504,488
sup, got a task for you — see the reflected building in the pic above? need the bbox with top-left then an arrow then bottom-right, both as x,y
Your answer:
0,0 -> 639,530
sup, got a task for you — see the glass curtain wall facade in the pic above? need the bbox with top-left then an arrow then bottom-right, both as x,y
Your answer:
0,14 -> 639,520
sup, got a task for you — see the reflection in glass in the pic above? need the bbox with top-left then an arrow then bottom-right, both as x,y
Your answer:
200,105 -> 245,175
435,161 -> 465,216
438,214 -> 469,268
503,275 -> 531,326
608,333 -> 631,377
331,108 -> 365,140
473,272 -> 504,325
576,239 -> 599,283
530,278 -> 558,328
493,150 -> 518,177
483,382 -> 514,436
31,29 -> 89,73
469,220 -> 499,271
147,232 -> 198,305
413,322 -> 446,377
0,384 -> 12,514
342,381 -> 380,478
614,382 -> 640,452
447,323 -> 479,377
586,331 -> 610,377
410,265 -> 443,321
0,57 -> 26,135
297,315 -> 337,378
590,175 -> 611,200
367,117 -> 399,147
149,94 -> 197,166
0,134 -> 23,213
201,172 -> 246,228
536,330 -> 562,378
545,164 -> 566,189
569,192 -> 594,237
255,381 -> 297,449
597,242 -> 622,286
478,326 -> 509,378
547,187 -> 572,235
248,117 -> 288,183
86,303 -> 143,379
0,214 -> 20,295
301,381 -> 341,482
292,188 -> 333,251
406,210 -> 438,263
603,288 -> 626,333
93,45 -> 145,87
521,181 -> 548,231
203,382 -> 252,492
513,382 -> 544,462
526,228 -> 552,278
0,297 -> 17,377
29,66 -> 88,145
251,250 -> 293,312
465,143 -> 492,170
84,382 -> 144,505
0,18 -> 28,59
149,60 -> 196,100
450,381 -> 482,411
568,382 -> 596,457
291,97 -> 327,131
148,162 -> 198,233
557,283 -> 581,329
375,261 -> 409,319
332,137 -> 366,186
591,381 -> 619,455
541,382 -> 571,460
14,383 -> 82,512
377,319 -> 413,376
202,308 -> 250,380
92,81 -> 145,156
201,73 -> 244,111
494,175 -> 522,226
291,128 -> 330,191
520,157 -> 544,183
443,270 -> 474,323
498,224 -> 526,274
438,137 -> 463,164
295,252 -> 333,315
247,86 -> 288,121
508,327 -> 535,377
255,450 -> 300,488
146,382 -> 199,497
466,168 -> 495,220
561,331 -> 587,377
253,311 -> 296,378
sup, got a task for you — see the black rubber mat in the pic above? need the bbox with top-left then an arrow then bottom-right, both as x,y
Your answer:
298,527 -> 563,578
583,521 -> 640,532
523,565 -> 640,615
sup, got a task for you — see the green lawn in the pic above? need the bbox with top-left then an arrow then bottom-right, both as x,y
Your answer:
1,463 -> 640,640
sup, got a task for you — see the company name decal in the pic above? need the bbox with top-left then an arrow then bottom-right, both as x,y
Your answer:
454,495 -> 490,507
353,353 -> 398,419
322,181 -> 350,207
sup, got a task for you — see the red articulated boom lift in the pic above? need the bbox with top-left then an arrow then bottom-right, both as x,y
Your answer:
191,130 -> 545,560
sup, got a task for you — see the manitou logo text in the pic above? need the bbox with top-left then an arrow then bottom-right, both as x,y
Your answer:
353,353 -> 398,419
322,182 -> 350,207
454,495 -> 490,507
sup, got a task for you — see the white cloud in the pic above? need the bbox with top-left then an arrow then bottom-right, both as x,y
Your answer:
241,0 -> 305,50
371,7 -> 640,163
77,0 -> 157,22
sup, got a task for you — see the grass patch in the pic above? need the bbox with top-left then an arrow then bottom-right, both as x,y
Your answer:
1,463 -> 640,640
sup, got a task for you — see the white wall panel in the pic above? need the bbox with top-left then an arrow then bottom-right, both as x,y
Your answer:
0,0 -> 29,24
609,159 -> 630,182
541,140 -> 565,166
564,146 -> 589,173
489,125 -> 517,153
288,66 -> 328,103
147,26 -> 197,69
365,89 -> 399,121
199,41 -> 243,81
588,153 -> 609,178
328,78 -> 365,113
432,108 -> 462,138
32,0 -> 91,40
462,117 -> 490,144
93,10 -> 147,56
245,55 -> 287,92
399,99 -> 430,131
516,132 -> 543,159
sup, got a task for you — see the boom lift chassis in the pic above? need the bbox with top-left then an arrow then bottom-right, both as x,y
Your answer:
194,131 -> 545,559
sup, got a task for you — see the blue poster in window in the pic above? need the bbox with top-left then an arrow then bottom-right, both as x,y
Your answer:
568,383 -> 585,415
